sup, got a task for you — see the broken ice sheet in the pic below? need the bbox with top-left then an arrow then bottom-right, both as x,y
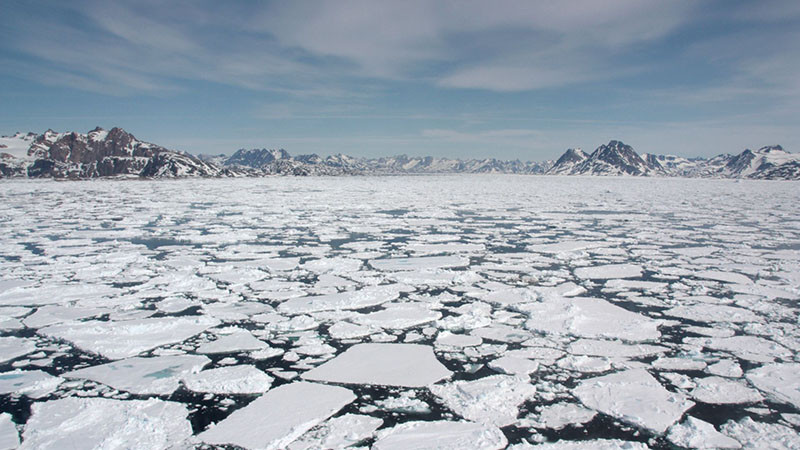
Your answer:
523,402 -> 597,430
574,263 -> 642,280
288,414 -> 382,450
20,397 -> 192,450
667,416 -> 742,449
746,363 -> 800,409
195,330 -> 268,354
182,365 -> 273,394
690,376 -> 764,405
39,316 -> 219,360
430,375 -> 536,427
0,413 -> 19,449
573,368 -> 694,434
303,343 -> 452,387
0,370 -> 63,398
64,355 -> 209,395
199,381 -> 355,449
278,284 -> 407,314
373,420 -> 507,450
0,337 -> 37,364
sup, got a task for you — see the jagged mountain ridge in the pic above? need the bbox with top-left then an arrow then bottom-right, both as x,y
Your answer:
1,128 -> 798,179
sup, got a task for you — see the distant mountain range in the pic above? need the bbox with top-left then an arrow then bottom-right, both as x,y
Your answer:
1,127 -> 798,180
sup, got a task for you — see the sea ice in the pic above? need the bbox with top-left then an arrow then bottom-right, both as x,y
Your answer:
568,339 -> 668,358
0,337 -> 37,364
696,270 -> 752,284
278,284 -> 406,314
691,377 -> 764,404
667,416 -> 742,449
369,255 -> 469,271
199,381 -> 355,449
0,413 -> 18,450
684,335 -> 792,363
0,370 -> 62,398
521,296 -> 660,342
183,365 -> 273,394
39,316 -> 219,360
20,397 -> 192,450
372,420 -> 507,450
302,343 -> 452,387
435,331 -> 482,348
574,264 -> 642,280
288,414 -> 382,450
195,331 -> 268,354
353,304 -> 441,330
664,304 -> 760,323
719,417 -> 799,449
509,439 -> 648,449
527,402 -> 597,430
430,375 -> 536,427
489,356 -> 540,376
746,363 -> 800,409
573,368 -> 694,434
64,354 -> 210,395
707,359 -> 743,378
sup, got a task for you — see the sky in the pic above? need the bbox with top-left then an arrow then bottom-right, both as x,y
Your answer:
1,0 -> 799,160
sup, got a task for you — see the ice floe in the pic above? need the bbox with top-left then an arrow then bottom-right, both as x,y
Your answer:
199,381 -> 355,449
0,370 -> 62,398
303,343 -> 452,387
0,413 -> 18,449
667,416 -> 742,449
574,264 -> 642,280
691,376 -> 764,404
573,368 -> 694,433
289,414 -> 382,450
183,365 -> 273,394
746,363 -> 800,409
430,375 -> 536,427
373,420 -> 507,450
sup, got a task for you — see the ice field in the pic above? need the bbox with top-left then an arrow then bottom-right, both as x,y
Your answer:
0,175 -> 798,449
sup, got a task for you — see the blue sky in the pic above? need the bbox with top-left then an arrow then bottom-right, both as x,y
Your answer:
1,0 -> 798,160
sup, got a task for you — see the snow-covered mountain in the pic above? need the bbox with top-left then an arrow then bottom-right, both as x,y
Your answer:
0,127 -> 225,178
2,127 -> 798,180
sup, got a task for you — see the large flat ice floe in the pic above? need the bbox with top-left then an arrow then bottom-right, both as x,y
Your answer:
573,368 -> 694,434
20,397 -> 192,450
746,363 -> 800,408
64,355 -> 210,395
373,420 -> 508,450
278,284 -> 406,314
430,375 -> 537,427
0,370 -> 62,398
302,343 -> 452,387
199,381 -> 355,449
574,264 -> 642,280
183,365 -> 273,394
520,296 -> 660,341
39,316 -> 220,360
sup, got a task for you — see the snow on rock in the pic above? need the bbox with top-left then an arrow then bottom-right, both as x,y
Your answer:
667,416 -> 742,449
573,369 -> 694,434
719,417 -> 800,449
372,420 -> 508,450
278,284 -> 406,314
520,296 -> 660,342
430,375 -> 536,427
64,355 -> 209,395
746,363 -> 800,409
302,343 -> 452,387
353,304 -> 441,330
0,413 -> 18,450
574,264 -> 642,280
182,365 -> 273,394
0,370 -> 63,398
39,316 -> 219,360
199,381 -> 355,449
195,331 -> 268,354
690,376 -> 763,404
20,397 -> 192,450
0,337 -> 37,364
288,414 -> 382,450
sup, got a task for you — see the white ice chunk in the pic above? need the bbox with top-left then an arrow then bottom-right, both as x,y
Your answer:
573,369 -> 694,434
509,439 -> 648,449
556,355 -> 611,373
373,420 -> 507,450
430,375 -> 536,427
278,284 -> 406,314
528,241 -> 607,254
435,331 -> 482,348
288,414 -> 382,450
20,397 -> 192,450
664,304 -> 760,323
353,304 -> 441,330
196,331 -> 268,354
574,264 -> 642,280
303,343 -> 452,387
22,305 -> 109,328
697,270 -> 752,284
667,416 -> 742,449
489,356 -> 540,376
652,357 -> 707,371
746,363 -> 800,409
369,255 -> 469,271
691,376 -> 764,404
521,296 -> 660,342
0,370 -> 62,398
528,402 -> 597,430
684,336 -> 791,363
64,355 -> 210,395
0,413 -> 18,450
328,322 -> 372,340
0,337 -> 37,364
199,381 -> 354,449
720,417 -> 799,449
40,316 -> 219,360
568,339 -> 668,358
183,365 -> 273,394
707,360 -> 743,378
